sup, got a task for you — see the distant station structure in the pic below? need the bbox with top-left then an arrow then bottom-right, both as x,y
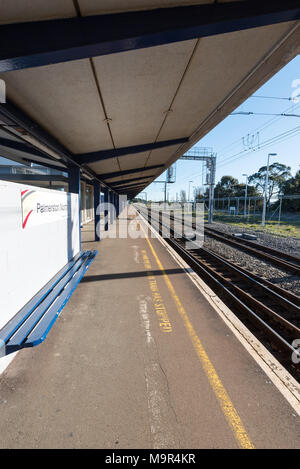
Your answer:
180,148 -> 217,223
152,164 -> 177,204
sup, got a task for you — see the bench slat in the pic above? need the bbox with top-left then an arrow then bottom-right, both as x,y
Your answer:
1,250 -> 97,356
7,253 -> 89,349
23,251 -> 96,349
0,251 -> 84,344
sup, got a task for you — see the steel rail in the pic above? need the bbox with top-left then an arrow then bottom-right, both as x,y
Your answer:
204,226 -> 300,276
138,206 -> 300,275
136,206 -> 300,374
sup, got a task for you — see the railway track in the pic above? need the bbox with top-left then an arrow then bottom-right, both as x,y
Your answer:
137,205 -> 300,275
136,206 -> 300,379
204,226 -> 300,276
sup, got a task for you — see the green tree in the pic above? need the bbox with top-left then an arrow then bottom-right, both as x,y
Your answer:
214,175 -> 259,199
193,186 -> 206,202
180,190 -> 187,203
280,170 -> 300,212
248,162 -> 291,205
233,183 -> 259,198
282,170 -> 300,195
214,175 -> 239,197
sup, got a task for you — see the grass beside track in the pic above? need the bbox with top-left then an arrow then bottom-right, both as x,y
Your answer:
204,212 -> 300,237
136,205 -> 300,237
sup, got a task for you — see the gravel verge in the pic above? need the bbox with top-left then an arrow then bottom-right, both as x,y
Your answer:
204,235 -> 300,296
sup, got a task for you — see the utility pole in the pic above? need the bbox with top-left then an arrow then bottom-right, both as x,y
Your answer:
180,148 -> 216,224
262,153 -> 277,227
242,173 -> 248,217
188,180 -> 193,213
193,185 -> 197,211
140,191 -> 147,203
188,180 -> 193,202
207,156 -> 216,224
278,194 -> 283,226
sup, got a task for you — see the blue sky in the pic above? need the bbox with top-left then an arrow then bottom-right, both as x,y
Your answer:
143,55 -> 300,202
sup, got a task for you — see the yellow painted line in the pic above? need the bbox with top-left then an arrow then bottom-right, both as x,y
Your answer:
141,249 -> 172,333
139,221 -> 255,449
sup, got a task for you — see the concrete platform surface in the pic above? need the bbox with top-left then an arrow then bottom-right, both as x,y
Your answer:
0,207 -> 299,448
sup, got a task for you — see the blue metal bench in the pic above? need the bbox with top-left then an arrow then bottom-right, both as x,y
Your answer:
0,250 -> 97,356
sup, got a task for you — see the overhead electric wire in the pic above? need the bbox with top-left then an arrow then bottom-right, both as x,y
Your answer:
177,123 -> 300,185
250,94 -> 300,101
217,125 -> 300,170
217,99 -> 300,157
231,111 -> 300,117
218,125 -> 300,165
167,93 -> 300,188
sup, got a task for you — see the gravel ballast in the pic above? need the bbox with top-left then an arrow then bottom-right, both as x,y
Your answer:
206,222 -> 300,257
204,232 -> 300,296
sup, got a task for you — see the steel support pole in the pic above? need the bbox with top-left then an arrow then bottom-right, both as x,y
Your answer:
170,210 -> 174,236
207,156 -> 216,224
115,193 -> 118,218
262,153 -> 276,227
243,175 -> 248,217
68,165 -> 81,248
116,194 -> 119,218
148,207 -> 151,226
262,157 -> 270,227
159,211 -> 162,236
68,165 -> 80,194
278,196 -> 283,226
93,182 -> 101,241
208,184 -> 214,223
104,188 -> 109,231
120,195 -> 124,214
114,193 -> 117,218
109,192 -> 114,224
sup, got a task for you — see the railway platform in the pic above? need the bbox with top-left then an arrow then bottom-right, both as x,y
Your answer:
0,206 -> 299,449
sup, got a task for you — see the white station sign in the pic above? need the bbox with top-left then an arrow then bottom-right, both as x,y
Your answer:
0,180 -> 80,331
21,188 -> 68,229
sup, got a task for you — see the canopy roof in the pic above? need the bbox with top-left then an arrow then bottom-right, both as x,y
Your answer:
0,1 -> 299,197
